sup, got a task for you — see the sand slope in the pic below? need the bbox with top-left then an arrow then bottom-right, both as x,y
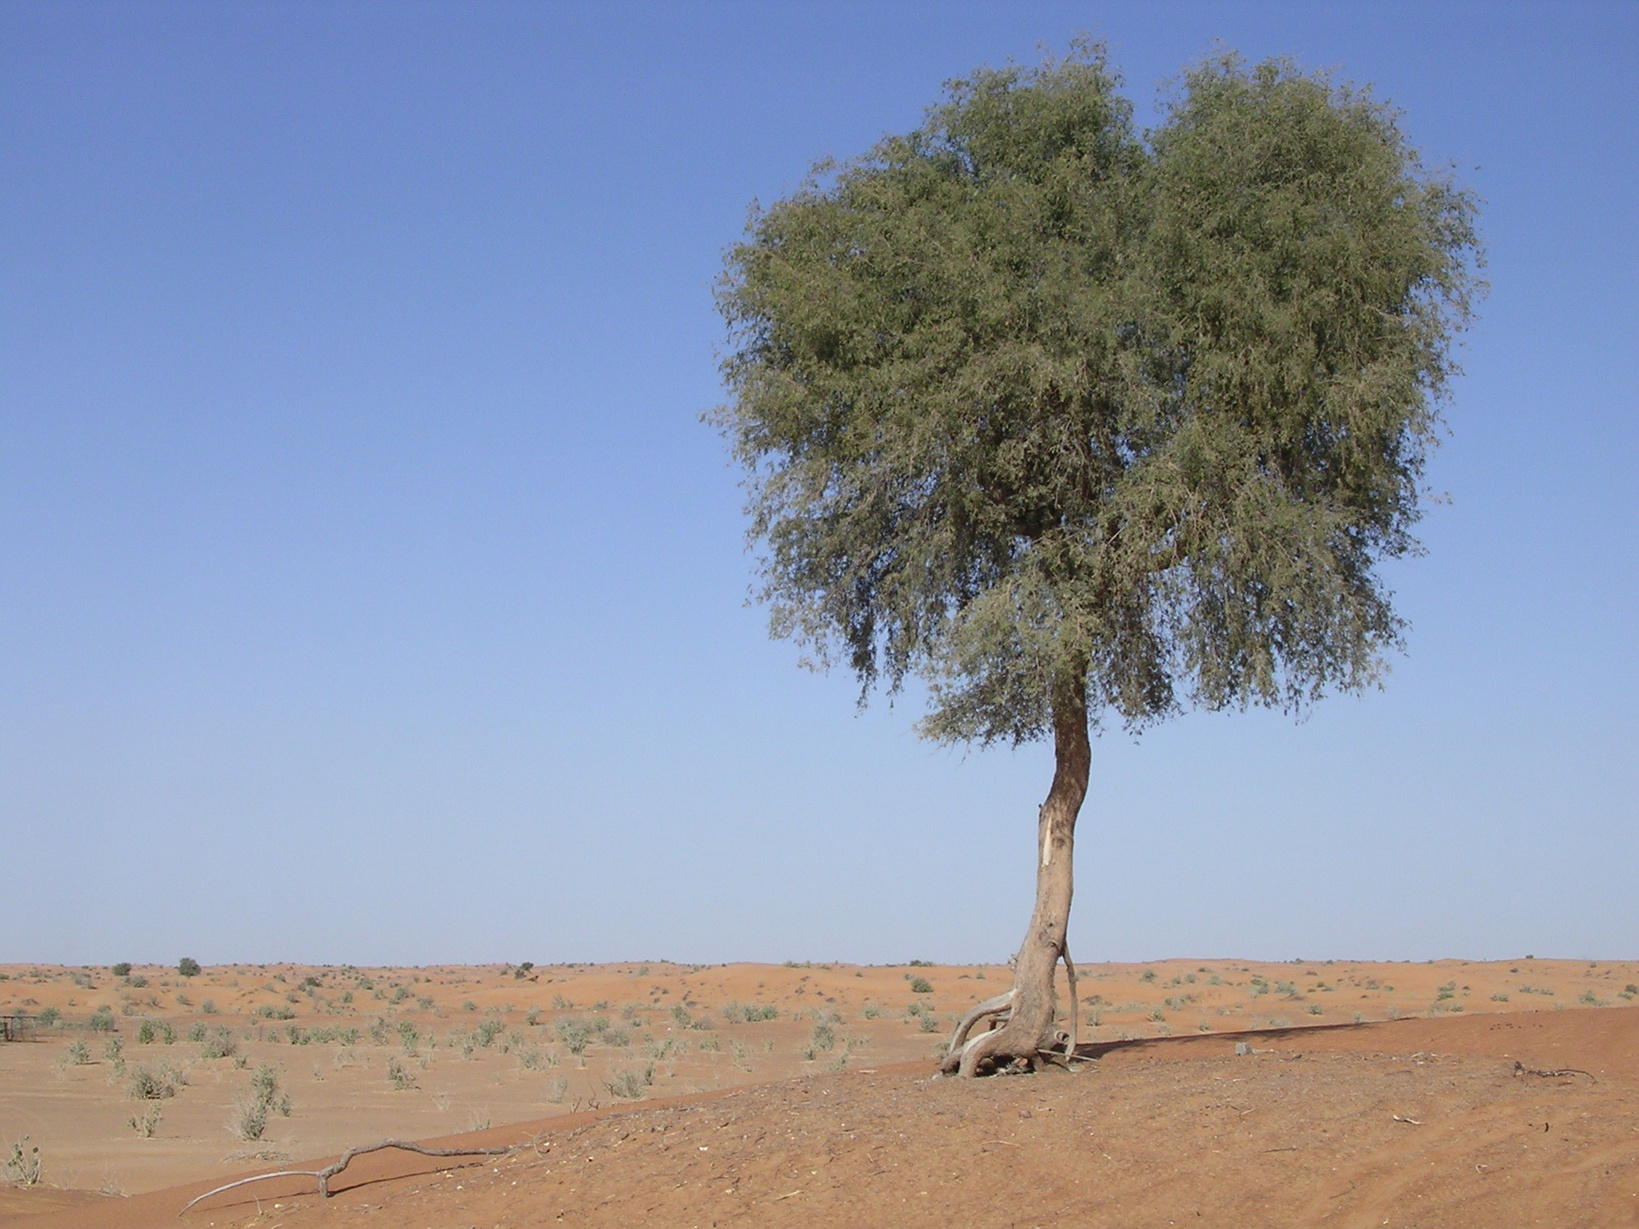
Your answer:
5,1005 -> 1635,1229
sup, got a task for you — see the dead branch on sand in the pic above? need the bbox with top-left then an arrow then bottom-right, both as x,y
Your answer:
178,1138 -> 512,1216
1512,1060 -> 1597,1083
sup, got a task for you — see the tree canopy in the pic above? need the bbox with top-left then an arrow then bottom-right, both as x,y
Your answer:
714,43 -> 1482,749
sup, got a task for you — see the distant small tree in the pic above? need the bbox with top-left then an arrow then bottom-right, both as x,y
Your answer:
177,957 -> 201,978
714,43 -> 1481,1076
111,962 -> 132,979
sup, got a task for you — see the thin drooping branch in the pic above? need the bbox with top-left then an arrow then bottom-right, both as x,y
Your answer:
1063,942 -> 1079,1060
178,1139 -> 513,1216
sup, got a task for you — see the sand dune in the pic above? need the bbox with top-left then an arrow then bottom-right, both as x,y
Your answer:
3,960 -> 1636,1226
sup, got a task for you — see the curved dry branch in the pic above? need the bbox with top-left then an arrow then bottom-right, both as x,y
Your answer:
179,1139 -> 512,1216
946,990 -> 1016,1057
1063,942 -> 1078,1062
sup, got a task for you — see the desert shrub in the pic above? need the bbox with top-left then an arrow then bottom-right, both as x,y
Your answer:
199,1027 -> 237,1060
386,1057 -> 417,1090
229,1065 -> 291,1140
720,1001 -> 777,1024
554,1017 -> 590,1054
88,1006 -> 116,1032
476,1018 -> 504,1048
32,1006 -> 58,1028
127,1104 -> 163,1138
907,976 -> 933,995
551,994 -> 573,1010
63,1039 -> 91,1065
186,1022 -> 206,1043
603,1065 -> 654,1099
254,1004 -> 296,1020
1491,992 -> 1510,1002
544,1075 -> 570,1103
128,1062 -> 186,1100
1140,969 -> 1157,983
369,1018 -> 390,1045
1579,990 -> 1599,1005
111,963 -> 132,978
918,1012 -> 941,1033
462,1000 -> 477,1012
810,1022 -> 836,1051
861,1002 -> 881,1019
697,1034 -> 721,1051
525,1007 -> 541,1026
670,1004 -> 693,1027
200,999 -> 217,1015
5,1138 -> 41,1186
137,1020 -> 159,1045
177,958 -> 201,978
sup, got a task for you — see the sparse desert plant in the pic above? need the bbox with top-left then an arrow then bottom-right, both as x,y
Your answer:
1308,1004 -> 1323,1015
127,1105 -> 162,1138
111,963 -> 132,979
555,1018 -> 591,1054
177,958 -> 201,978
551,994 -> 573,1010
1491,992 -> 1510,1002
398,1020 -> 420,1052
525,1006 -> 541,1026
199,1027 -> 237,1060
462,1000 -> 477,1012
907,976 -> 933,995
697,1034 -> 721,1052
1140,969 -> 1157,983
228,1065 -> 291,1141
200,999 -> 217,1015
88,1006 -> 116,1032
386,1057 -> 417,1090
1579,990 -> 1599,1005
128,1061 -> 187,1101
810,1022 -> 836,1052
185,1022 -> 206,1043
861,1001 -> 881,1019
5,1137 -> 42,1186
603,1065 -> 654,1099
63,1039 -> 91,1066
544,1075 -> 570,1104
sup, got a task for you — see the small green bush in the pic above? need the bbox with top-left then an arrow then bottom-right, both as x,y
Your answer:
177,958 -> 201,978
907,976 -> 933,995
111,963 -> 132,979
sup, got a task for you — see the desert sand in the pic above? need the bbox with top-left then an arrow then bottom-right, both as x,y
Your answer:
3,959 -> 1636,1226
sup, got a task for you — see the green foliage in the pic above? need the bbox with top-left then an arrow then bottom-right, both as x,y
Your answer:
907,976 -> 934,995
177,958 -> 201,978
714,42 -> 1480,745
111,963 -> 132,979
88,1006 -> 116,1032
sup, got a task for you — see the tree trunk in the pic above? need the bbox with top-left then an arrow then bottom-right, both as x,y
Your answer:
942,665 -> 1090,1076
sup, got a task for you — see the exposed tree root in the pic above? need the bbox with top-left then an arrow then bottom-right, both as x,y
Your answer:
943,946 -> 1089,1078
178,1138 -> 512,1216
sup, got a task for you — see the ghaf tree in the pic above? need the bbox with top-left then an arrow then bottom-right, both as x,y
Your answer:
713,45 -> 1480,1077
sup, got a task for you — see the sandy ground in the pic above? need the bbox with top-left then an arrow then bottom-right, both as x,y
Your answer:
3,960 -> 1637,1226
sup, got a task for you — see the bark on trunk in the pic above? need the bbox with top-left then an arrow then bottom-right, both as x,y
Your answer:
942,665 -> 1090,1076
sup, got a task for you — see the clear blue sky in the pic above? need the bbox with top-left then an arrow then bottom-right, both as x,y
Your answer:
2,2 -> 1633,967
